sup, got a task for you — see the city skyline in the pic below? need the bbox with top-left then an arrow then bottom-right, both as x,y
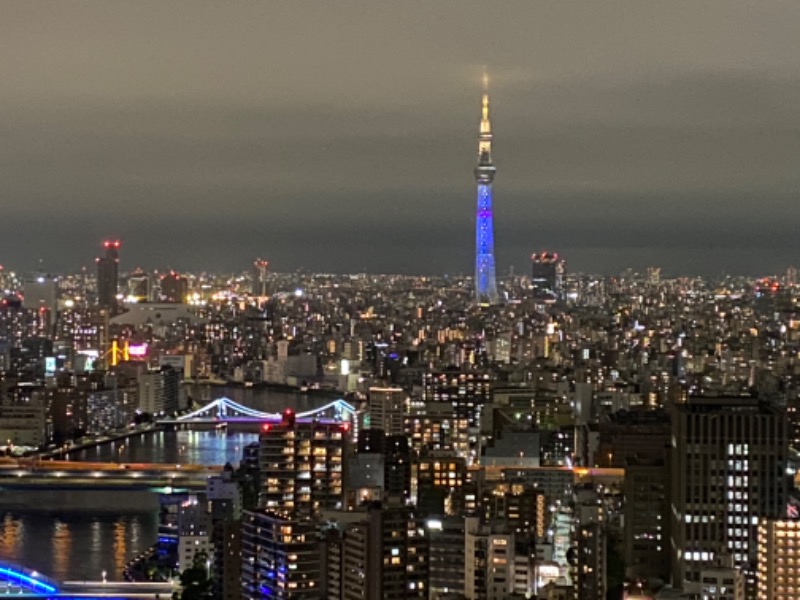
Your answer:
2,2 -> 800,276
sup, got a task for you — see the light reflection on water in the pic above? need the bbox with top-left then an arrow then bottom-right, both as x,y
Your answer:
66,429 -> 259,466
0,387 -> 331,581
0,509 -> 157,582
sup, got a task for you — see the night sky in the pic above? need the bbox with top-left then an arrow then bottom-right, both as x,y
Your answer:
2,2 -> 800,276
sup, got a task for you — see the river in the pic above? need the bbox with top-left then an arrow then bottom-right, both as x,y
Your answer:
0,386 -> 333,582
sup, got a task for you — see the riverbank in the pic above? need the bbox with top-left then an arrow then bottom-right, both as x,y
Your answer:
184,378 -> 343,399
39,424 -> 162,460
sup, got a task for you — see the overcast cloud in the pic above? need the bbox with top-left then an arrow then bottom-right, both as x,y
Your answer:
1,1 -> 799,276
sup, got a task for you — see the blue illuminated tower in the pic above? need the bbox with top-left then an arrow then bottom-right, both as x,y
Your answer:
474,74 -> 499,304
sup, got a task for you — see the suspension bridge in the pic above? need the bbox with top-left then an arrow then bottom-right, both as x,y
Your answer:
158,396 -> 357,426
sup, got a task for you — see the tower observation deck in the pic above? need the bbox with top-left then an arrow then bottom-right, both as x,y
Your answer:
474,73 -> 499,305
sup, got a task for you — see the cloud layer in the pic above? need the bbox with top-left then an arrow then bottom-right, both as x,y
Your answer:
1,2 -> 799,275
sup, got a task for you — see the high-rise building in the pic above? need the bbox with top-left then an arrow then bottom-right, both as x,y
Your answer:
241,511 -> 321,599
137,366 -> 180,416
383,434 -> 412,503
530,252 -> 565,299
428,517 -> 466,599
258,409 -> 347,518
126,268 -> 151,302
207,472 -> 243,600
670,397 -> 789,585
474,73 -> 498,305
575,522 -> 607,600
624,457 -> 670,581
422,369 -> 493,464
159,271 -> 188,303
327,501 -> 428,600
96,240 -> 120,313
176,493 -> 212,572
757,519 -> 800,599
465,517 -> 514,600
346,429 -> 412,508
252,259 -> 269,297
366,386 -> 406,436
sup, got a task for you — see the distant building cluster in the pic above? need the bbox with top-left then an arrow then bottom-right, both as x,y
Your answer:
3,236 -> 800,599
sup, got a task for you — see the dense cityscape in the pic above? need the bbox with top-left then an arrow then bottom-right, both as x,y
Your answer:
4,3 -> 800,600
0,82 -> 799,600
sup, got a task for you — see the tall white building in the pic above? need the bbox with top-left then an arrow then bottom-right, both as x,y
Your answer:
177,494 -> 212,572
465,517 -> 513,600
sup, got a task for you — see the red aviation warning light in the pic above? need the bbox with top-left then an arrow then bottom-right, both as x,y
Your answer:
531,251 -> 559,264
261,423 -> 272,432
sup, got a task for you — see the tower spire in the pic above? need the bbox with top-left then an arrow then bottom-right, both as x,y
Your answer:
473,71 -> 499,305
475,70 -> 495,180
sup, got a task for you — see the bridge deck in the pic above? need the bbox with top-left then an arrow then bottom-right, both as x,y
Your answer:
0,459 -> 221,490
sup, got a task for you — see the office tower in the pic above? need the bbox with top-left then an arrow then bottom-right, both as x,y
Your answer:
757,519 -> 800,599
252,259 -> 269,297
126,268 -> 151,302
597,408 -> 671,580
624,457 -> 670,581
598,407 -> 671,468
473,72 -> 498,305
575,522 -> 607,600
670,397 -> 789,585
258,409 -> 346,518
530,252 -> 565,299
96,240 -> 120,313
366,386 -> 406,436
241,511 -> 320,600
160,271 -> 188,303
786,391 -> 800,451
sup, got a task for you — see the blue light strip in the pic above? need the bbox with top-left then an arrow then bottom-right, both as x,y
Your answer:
475,183 -> 498,302
0,565 -> 58,593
